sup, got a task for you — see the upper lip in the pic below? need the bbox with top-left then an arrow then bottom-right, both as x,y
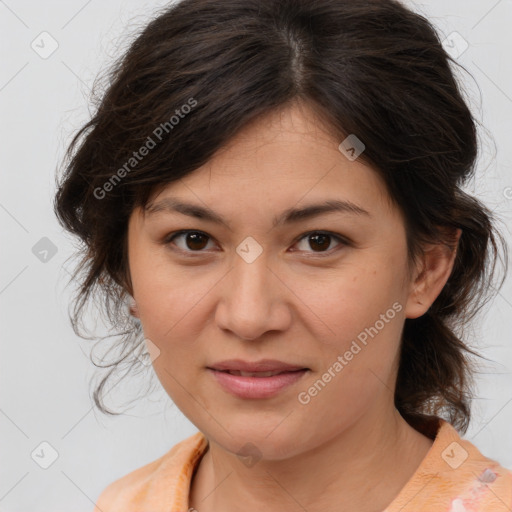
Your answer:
207,359 -> 308,372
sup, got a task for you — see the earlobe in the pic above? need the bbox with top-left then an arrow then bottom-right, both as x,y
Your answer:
128,295 -> 139,317
404,228 -> 462,319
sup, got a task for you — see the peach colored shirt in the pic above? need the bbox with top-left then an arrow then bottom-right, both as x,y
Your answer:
92,418 -> 512,512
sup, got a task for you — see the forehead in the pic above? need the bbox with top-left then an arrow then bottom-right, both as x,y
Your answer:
204,102 -> 345,171
139,102 -> 397,228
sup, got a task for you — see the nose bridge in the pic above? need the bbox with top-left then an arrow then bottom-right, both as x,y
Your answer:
215,247 -> 288,340
233,248 -> 271,299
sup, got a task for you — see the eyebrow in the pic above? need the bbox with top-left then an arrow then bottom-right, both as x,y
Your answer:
144,196 -> 371,229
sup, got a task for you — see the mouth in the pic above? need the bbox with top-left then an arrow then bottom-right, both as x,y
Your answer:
206,364 -> 310,399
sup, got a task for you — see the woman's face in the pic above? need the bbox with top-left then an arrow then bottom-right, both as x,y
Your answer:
127,102 -> 422,459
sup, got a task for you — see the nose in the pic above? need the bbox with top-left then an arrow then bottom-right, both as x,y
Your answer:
215,253 -> 292,341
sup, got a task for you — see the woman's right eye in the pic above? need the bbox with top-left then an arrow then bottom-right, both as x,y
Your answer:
164,230 -> 217,253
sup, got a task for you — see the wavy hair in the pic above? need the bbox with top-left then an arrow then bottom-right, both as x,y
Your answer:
54,0 -> 508,435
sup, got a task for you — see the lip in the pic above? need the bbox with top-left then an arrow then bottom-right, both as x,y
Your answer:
207,359 -> 308,373
206,359 -> 310,399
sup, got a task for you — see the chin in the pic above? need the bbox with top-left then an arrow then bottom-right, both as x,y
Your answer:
212,423 -> 308,463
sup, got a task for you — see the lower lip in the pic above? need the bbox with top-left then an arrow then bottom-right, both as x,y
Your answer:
207,369 -> 309,399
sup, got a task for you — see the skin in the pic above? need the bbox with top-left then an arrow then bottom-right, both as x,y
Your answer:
126,100 -> 460,512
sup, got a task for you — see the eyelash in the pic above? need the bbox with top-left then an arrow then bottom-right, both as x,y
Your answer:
162,230 -> 349,257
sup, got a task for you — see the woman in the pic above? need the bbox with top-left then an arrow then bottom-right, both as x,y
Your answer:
54,0 -> 511,510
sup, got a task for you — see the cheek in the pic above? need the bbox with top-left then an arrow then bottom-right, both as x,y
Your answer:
129,249 -> 221,394
129,244 -> 206,334
294,258 -> 406,345
292,267 -> 406,435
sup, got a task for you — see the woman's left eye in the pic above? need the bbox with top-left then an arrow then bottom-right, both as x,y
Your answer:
163,230 -> 347,255
292,231 -> 347,254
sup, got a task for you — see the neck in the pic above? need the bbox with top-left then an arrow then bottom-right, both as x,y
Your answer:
189,408 -> 435,512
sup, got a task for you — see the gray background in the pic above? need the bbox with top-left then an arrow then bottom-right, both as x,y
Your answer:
1,1 -> 511,511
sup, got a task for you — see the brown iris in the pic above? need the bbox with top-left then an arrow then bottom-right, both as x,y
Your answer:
307,233 -> 331,252
184,232 -> 209,250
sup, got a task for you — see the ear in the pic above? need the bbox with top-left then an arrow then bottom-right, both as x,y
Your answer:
404,228 -> 462,319
119,275 -> 139,318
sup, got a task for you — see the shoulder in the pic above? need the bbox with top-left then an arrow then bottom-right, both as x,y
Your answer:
92,431 -> 208,512
421,419 -> 512,511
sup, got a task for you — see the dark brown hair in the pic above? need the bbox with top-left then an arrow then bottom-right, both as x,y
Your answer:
54,0 -> 508,435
